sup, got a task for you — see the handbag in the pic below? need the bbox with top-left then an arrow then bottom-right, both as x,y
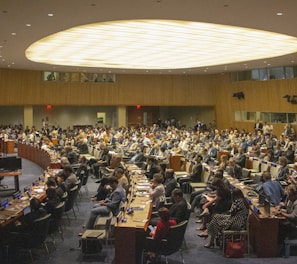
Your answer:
225,238 -> 246,258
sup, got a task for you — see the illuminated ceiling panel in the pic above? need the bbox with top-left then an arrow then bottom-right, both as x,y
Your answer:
26,19 -> 297,70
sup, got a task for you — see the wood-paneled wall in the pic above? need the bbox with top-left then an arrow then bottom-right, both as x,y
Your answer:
1,68 -> 297,136
0,69 -> 215,106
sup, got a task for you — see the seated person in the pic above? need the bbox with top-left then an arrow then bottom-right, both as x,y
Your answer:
91,177 -> 111,201
150,188 -> 188,226
275,156 -> 289,182
143,157 -> 160,180
262,171 -> 284,206
149,173 -> 165,209
85,176 -> 126,229
198,178 -> 232,237
169,188 -> 188,224
92,147 -> 111,179
46,176 -> 64,199
204,188 -> 249,248
150,207 -> 177,240
58,165 -> 78,192
63,146 -> 78,164
178,154 -> 203,186
75,155 -> 88,179
75,137 -> 89,154
274,184 -> 297,241
190,169 -> 229,213
164,169 -> 178,198
14,197 -> 47,232
43,187 -> 61,214
226,158 -> 243,179
145,207 -> 177,262
115,167 -> 129,192
234,147 -> 246,168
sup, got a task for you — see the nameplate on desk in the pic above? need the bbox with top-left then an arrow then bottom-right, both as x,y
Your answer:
253,205 -> 260,214
131,206 -> 145,210
245,197 -> 251,205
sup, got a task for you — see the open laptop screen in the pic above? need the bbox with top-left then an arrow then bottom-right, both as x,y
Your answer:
23,206 -> 31,216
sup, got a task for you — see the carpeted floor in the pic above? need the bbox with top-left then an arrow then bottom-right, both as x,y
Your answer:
1,155 -> 297,264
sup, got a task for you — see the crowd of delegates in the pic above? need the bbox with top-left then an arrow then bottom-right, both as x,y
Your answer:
1,121 -> 297,253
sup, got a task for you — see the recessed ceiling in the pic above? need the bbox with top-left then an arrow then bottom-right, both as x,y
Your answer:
1,0 -> 297,75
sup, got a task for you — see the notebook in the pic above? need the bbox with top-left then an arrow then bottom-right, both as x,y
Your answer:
86,231 -> 103,239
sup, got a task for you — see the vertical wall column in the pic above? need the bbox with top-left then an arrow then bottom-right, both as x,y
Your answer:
117,106 -> 127,127
24,106 -> 33,129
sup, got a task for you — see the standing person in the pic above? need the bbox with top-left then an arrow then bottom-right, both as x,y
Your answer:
204,188 -> 249,248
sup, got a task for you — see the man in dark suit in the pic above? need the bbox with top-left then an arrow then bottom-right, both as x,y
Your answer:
275,156 -> 289,182
226,158 -> 243,179
164,169 -> 178,197
169,188 -> 188,223
254,120 -> 263,132
144,157 -> 160,180
234,147 -> 246,168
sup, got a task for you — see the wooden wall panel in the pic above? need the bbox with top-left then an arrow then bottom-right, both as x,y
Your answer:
1,68 -> 297,136
0,69 -> 216,106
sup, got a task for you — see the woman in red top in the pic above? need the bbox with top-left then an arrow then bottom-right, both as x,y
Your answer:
151,207 -> 177,240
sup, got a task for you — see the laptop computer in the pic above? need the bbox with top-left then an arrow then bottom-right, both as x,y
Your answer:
23,206 -> 31,216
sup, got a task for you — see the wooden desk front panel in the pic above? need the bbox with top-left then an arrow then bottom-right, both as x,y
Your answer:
249,211 -> 280,257
170,155 -> 183,171
18,143 -> 52,169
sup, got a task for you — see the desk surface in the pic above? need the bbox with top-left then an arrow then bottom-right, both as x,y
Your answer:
0,170 -> 21,177
0,183 -> 46,227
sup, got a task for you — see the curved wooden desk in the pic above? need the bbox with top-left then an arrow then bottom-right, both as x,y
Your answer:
17,143 -> 61,170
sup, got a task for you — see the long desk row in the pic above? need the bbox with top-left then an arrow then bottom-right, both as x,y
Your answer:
114,164 -> 152,264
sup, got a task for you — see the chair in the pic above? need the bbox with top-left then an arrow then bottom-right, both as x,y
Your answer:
284,224 -> 297,258
49,201 -> 66,243
94,211 -> 117,246
79,166 -> 90,196
9,213 -> 52,263
221,213 -> 250,256
189,168 -> 211,192
64,185 -> 79,223
0,176 -> 8,189
141,220 -> 188,264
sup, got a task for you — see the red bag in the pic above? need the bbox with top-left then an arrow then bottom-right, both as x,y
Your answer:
225,240 -> 246,258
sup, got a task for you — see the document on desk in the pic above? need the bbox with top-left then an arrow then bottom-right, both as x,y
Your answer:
131,205 -> 145,210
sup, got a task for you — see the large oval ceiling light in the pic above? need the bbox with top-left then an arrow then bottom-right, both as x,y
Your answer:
26,19 -> 297,70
